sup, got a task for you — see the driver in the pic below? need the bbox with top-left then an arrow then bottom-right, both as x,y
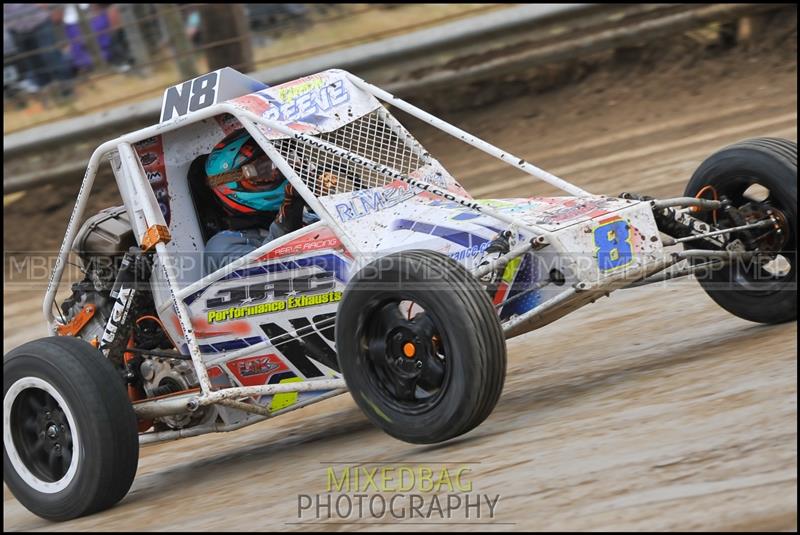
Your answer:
203,129 -> 310,274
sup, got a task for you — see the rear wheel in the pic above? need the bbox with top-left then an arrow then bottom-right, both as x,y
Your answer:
684,137 -> 796,323
336,250 -> 507,444
3,336 -> 139,521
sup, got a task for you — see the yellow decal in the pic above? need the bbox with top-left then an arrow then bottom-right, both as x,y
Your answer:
268,377 -> 303,412
207,290 -> 342,323
501,256 -> 522,284
277,77 -> 325,104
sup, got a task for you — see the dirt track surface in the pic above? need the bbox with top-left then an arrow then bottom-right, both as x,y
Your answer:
3,26 -> 797,531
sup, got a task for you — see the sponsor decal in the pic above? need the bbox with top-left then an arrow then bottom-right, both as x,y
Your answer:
205,269 -> 335,309
475,199 -> 516,210
207,300 -> 286,323
133,135 -> 170,224
207,290 -> 342,323
258,227 -> 343,261
227,354 -> 289,387
535,198 -> 611,225
409,169 -> 449,189
276,77 -> 325,104
236,355 -> 279,377
264,79 -> 350,123
286,291 -> 342,309
100,287 -> 135,348
214,112 -> 245,135
137,136 -> 159,149
184,253 -> 350,307
335,184 -> 416,222
139,152 -> 158,166
449,241 -> 490,262
475,197 -> 614,225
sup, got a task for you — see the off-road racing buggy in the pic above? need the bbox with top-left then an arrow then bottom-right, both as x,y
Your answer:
4,68 -> 796,521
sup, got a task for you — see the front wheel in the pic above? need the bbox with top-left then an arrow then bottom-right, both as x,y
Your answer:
684,137 -> 796,323
3,336 -> 139,521
336,250 -> 507,444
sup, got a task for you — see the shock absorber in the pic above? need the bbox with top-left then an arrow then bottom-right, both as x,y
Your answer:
653,207 -> 699,240
476,230 -> 513,297
99,248 -> 150,364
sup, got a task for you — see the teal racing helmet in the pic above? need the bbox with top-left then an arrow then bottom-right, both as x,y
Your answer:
205,129 -> 287,214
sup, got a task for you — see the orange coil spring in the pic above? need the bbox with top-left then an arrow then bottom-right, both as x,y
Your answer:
693,184 -> 719,224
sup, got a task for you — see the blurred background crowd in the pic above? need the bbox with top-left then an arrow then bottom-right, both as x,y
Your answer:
3,3 -> 489,133
3,4 -> 320,100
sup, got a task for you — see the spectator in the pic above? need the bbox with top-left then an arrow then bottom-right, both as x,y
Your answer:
4,25 -> 27,99
63,4 -> 93,73
185,7 -> 202,48
100,4 -> 133,72
3,3 -> 71,91
63,4 -> 130,73
88,4 -> 113,62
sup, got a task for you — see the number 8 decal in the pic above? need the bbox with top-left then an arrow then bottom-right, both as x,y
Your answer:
593,219 -> 634,271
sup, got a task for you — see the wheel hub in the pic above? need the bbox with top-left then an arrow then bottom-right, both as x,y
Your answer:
364,302 -> 447,406
738,202 -> 790,252
11,388 -> 74,481
386,327 -> 427,376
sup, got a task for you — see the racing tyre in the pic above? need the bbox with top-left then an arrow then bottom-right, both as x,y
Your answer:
684,137 -> 797,323
336,250 -> 506,444
4,336 -> 139,521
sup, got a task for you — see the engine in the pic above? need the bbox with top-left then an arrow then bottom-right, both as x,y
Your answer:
60,206 -> 136,346
60,206 -> 209,430
137,352 -> 214,429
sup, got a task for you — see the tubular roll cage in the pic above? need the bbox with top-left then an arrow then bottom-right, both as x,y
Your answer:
43,73 -> 712,436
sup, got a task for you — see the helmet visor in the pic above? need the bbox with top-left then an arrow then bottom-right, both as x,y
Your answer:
207,155 -> 281,190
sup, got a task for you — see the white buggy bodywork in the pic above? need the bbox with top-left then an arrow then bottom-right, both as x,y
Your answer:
44,68 -> 684,443
8,65 -> 793,522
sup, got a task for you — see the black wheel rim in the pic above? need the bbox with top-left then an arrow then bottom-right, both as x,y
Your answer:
357,296 -> 450,415
10,387 -> 75,483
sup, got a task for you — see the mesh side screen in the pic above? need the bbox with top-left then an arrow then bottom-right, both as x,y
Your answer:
271,110 -> 425,197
